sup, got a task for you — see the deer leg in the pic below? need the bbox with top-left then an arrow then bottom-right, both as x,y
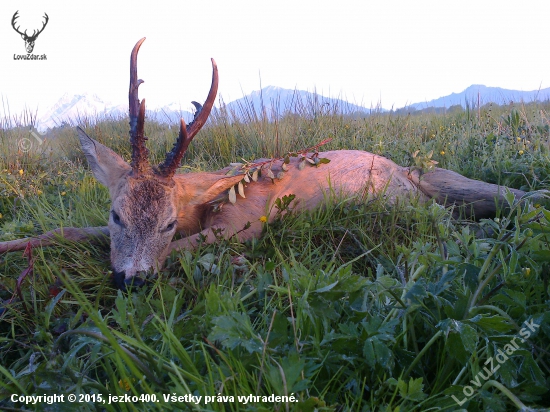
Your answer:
0,226 -> 109,254
408,168 -> 526,219
169,222 -> 263,252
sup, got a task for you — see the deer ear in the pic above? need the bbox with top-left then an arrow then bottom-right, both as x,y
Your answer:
77,127 -> 131,188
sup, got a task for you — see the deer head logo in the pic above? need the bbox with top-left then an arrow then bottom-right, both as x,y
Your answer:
11,11 -> 49,54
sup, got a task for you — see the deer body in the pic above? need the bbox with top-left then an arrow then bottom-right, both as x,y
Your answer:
0,38 -> 526,289
171,150 -> 426,246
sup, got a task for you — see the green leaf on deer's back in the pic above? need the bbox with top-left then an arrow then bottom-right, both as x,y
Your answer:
318,157 -> 330,164
228,186 -> 237,204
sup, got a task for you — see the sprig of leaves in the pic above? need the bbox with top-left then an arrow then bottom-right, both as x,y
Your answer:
225,138 -> 333,205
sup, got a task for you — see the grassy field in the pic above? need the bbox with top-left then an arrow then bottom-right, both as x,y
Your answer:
1,96 -> 550,411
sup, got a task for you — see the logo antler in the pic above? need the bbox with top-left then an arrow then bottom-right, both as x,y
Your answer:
11,11 -> 49,53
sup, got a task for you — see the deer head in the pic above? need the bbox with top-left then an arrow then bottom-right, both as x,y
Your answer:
12,11 -> 49,54
77,38 -> 218,289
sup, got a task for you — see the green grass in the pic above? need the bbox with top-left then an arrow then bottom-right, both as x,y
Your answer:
1,96 -> 550,411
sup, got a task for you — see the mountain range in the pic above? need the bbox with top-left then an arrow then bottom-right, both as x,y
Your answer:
36,84 -> 550,131
408,84 -> 550,110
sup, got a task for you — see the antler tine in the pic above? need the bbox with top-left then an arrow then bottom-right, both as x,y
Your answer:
128,37 -> 150,176
187,59 -> 219,139
156,118 -> 190,179
157,59 -> 218,179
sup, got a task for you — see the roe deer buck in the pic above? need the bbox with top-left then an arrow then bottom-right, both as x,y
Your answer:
0,38 -> 527,289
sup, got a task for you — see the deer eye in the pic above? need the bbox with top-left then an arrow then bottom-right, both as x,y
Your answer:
164,220 -> 177,233
111,210 -> 122,226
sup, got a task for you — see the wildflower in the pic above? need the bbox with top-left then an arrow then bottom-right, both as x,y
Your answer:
523,267 -> 531,277
535,203 -> 541,209
118,379 -> 131,391
518,150 -> 524,155
37,190 -> 43,195
259,215 -> 268,223
19,169 -> 23,176
440,151 -> 445,155
61,191 -> 66,196
0,213 -> 2,219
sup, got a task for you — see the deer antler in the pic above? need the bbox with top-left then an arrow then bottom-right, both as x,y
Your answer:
156,59 -> 219,179
128,38 -> 218,180
128,37 -> 150,176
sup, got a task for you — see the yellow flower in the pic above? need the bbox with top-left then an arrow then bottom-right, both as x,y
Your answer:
61,191 -> 66,196
440,151 -> 445,155
37,190 -> 43,195
118,378 -> 131,391
523,267 -> 531,277
0,213 -> 3,219
19,169 -> 24,176
518,150 -> 524,155
259,215 -> 268,223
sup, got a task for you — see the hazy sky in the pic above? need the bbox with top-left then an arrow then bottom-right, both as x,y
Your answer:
1,0 -> 549,117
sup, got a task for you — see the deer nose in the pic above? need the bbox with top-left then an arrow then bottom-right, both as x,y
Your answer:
124,276 -> 146,289
113,271 -> 147,290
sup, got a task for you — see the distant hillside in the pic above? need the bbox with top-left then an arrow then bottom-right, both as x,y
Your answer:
36,84 -> 550,131
219,86 -> 376,120
408,84 -> 550,110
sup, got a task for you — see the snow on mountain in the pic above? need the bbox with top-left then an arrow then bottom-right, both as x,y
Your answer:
36,93 -> 193,132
